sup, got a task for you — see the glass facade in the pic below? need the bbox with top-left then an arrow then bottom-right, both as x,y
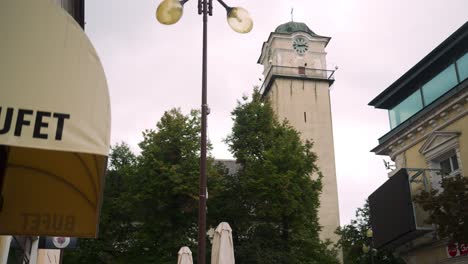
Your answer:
421,64 -> 458,105
456,52 -> 468,82
388,52 -> 468,129
389,90 -> 423,129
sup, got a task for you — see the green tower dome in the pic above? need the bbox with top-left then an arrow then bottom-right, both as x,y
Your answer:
274,21 -> 317,35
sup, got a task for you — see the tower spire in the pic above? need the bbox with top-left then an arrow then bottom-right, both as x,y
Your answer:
291,7 -> 294,22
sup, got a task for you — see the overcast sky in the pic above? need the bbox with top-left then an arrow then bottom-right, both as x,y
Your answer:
85,0 -> 467,225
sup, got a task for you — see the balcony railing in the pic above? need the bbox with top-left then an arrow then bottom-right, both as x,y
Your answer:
260,65 -> 336,95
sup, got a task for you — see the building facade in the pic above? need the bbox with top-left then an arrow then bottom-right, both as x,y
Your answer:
368,22 -> 467,263
257,22 -> 341,247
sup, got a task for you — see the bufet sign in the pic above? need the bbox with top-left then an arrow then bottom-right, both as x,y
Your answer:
0,0 -> 110,237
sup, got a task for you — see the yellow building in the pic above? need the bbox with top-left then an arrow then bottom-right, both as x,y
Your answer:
368,22 -> 467,263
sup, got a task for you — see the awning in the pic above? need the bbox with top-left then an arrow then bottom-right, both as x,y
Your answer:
0,0 -> 111,238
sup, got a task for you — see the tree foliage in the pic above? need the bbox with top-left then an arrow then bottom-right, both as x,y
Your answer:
413,174 -> 468,244
128,109 -> 203,262
209,89 -> 338,263
336,202 -> 404,264
65,109 -> 223,263
65,95 -> 340,263
65,142 -> 138,263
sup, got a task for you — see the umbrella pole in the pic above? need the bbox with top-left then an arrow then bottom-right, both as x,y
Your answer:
0,146 -> 8,212
59,249 -> 64,264
0,146 -> 8,263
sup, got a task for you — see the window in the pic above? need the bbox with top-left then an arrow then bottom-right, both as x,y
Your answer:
431,153 -> 461,191
419,131 -> 461,190
456,52 -> 468,82
421,64 -> 458,105
389,89 -> 423,129
439,154 -> 459,175
424,151 -> 461,191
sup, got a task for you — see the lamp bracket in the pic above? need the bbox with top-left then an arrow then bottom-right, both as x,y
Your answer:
198,0 -> 214,15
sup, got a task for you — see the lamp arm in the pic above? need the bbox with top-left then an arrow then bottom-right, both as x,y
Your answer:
216,0 -> 232,12
181,0 -> 189,5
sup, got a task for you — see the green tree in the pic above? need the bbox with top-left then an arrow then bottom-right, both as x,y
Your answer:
65,142 -> 138,263
65,109 -> 223,263
336,202 -> 404,264
209,89 -> 338,263
126,108 -> 223,263
413,174 -> 468,244
126,108 -> 202,262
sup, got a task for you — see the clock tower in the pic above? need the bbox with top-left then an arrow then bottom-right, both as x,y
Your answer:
258,22 -> 341,247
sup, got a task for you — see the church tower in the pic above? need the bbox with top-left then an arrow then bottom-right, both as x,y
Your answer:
258,21 -> 340,245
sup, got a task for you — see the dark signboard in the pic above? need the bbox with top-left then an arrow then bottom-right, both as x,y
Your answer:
369,169 -> 416,249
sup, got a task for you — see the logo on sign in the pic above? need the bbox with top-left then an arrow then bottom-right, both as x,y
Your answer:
447,243 -> 458,257
447,243 -> 468,258
460,243 -> 468,256
52,237 -> 71,249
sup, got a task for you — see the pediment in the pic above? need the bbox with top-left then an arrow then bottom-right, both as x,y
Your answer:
419,131 -> 460,157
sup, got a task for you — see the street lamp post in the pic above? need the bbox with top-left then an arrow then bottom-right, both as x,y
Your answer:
155,1 -> 252,263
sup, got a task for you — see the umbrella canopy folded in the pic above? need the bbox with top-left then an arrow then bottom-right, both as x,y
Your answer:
178,246 -> 194,264
211,222 -> 235,264
0,0 -> 110,238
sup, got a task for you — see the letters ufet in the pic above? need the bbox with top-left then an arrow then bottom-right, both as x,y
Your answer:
0,107 -> 70,140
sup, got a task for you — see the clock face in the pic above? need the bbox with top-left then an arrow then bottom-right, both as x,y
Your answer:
293,37 -> 309,54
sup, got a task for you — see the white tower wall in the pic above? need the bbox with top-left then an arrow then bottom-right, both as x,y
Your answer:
259,26 -> 341,248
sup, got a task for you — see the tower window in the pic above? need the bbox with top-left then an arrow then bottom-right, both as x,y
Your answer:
304,112 -> 307,123
298,66 -> 305,75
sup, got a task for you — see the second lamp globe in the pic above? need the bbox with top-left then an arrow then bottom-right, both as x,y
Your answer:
227,7 -> 253,33
156,0 -> 183,25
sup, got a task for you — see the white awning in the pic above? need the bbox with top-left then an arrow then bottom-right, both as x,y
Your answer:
0,0 -> 111,238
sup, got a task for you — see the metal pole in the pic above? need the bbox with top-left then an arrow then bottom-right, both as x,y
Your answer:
0,146 -> 9,212
197,0 -> 208,263
59,249 -> 64,264
0,236 -> 12,264
29,237 -> 39,264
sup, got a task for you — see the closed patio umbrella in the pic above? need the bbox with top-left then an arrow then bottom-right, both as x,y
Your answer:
211,222 -> 235,264
178,246 -> 193,264
0,0 -> 110,238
